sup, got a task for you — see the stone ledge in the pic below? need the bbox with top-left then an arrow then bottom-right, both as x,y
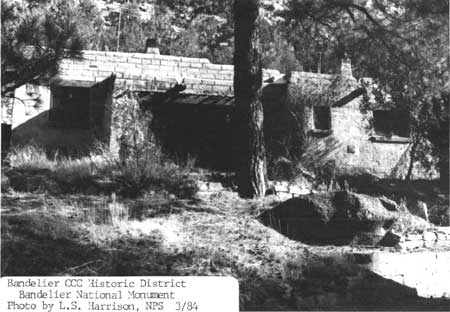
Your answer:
369,135 -> 411,144
309,129 -> 333,137
291,71 -> 335,80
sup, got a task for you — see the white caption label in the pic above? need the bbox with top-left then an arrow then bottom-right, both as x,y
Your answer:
0,276 -> 239,312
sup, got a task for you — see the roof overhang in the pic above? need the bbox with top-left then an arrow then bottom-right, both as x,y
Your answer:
50,78 -> 98,88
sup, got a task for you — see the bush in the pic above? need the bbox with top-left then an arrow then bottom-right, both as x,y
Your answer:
110,91 -> 198,197
313,160 -> 338,191
111,146 -> 185,197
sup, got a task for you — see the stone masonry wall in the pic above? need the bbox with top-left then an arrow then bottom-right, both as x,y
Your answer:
58,50 -> 292,95
301,97 -> 413,179
8,84 -> 95,154
10,49 -> 340,133
290,71 -> 335,89
10,49 -> 336,155
331,105 -> 411,178
8,49 -> 421,179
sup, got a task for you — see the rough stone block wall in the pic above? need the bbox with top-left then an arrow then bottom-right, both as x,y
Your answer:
290,71 -> 334,89
108,92 -> 142,157
300,97 -> 433,179
10,79 -> 112,155
58,50 -> 296,95
330,104 -> 411,177
368,250 -> 450,298
10,49 -> 430,179
1,97 -> 13,124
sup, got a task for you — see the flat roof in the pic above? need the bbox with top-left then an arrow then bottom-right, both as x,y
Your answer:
51,78 -> 98,88
144,92 -> 235,108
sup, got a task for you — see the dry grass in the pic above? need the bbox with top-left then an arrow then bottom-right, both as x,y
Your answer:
7,145 -> 54,170
4,145 -> 198,198
1,191 -> 306,308
2,188 -> 449,309
2,145 -> 449,310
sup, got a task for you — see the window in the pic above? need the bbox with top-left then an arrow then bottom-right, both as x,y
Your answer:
49,76 -> 115,130
373,110 -> 410,137
49,85 -> 91,129
313,106 -> 331,130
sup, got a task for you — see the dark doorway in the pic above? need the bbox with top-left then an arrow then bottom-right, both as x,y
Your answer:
144,92 -> 234,170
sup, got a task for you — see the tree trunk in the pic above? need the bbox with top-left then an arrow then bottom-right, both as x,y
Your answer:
232,0 -> 267,198
405,136 -> 419,181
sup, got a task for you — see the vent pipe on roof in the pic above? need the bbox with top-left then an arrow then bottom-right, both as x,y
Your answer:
145,38 -> 160,54
341,53 -> 353,77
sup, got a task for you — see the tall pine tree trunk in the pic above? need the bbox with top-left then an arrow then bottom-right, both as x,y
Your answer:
405,135 -> 419,181
233,0 -> 267,198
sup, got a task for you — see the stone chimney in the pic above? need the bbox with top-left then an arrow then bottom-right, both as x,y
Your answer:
340,53 -> 353,77
145,38 -> 160,55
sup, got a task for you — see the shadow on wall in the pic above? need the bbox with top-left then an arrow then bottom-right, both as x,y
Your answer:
299,135 -> 343,169
390,144 -> 411,179
390,143 -> 439,181
11,110 -> 97,157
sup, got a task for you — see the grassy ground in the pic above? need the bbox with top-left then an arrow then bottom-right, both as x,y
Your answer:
0,191 -> 304,309
1,146 -> 449,310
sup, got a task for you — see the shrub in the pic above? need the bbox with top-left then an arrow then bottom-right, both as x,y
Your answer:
110,144 -> 192,197
313,160 -> 338,191
110,91 -> 198,197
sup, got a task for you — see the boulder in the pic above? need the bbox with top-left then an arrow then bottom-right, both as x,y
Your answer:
259,191 -> 400,245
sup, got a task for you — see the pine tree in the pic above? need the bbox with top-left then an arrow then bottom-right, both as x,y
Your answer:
1,0 -> 83,96
233,0 -> 267,198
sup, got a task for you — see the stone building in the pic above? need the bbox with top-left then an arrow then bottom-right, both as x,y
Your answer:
4,47 -> 424,178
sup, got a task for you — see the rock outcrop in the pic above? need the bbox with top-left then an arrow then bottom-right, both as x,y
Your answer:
259,191 -> 402,245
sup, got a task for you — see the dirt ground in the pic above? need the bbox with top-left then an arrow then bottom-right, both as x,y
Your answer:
2,187 -> 449,310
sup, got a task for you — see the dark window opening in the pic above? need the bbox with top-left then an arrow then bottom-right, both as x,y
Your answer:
313,106 -> 331,130
49,76 -> 115,130
373,110 -> 410,137
64,87 -> 90,128
49,85 -> 91,129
